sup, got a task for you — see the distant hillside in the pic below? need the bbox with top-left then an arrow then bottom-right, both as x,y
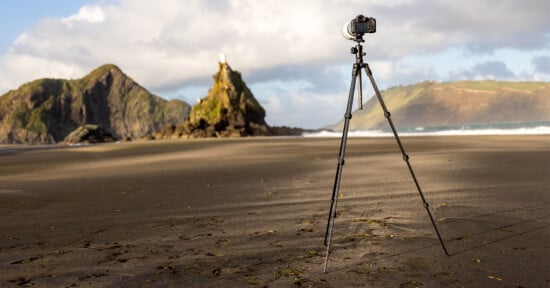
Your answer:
0,64 -> 191,144
330,80 -> 550,131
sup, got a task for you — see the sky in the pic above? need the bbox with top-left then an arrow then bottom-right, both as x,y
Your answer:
0,0 -> 549,129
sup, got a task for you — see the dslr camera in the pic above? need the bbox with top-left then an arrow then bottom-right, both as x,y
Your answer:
343,15 -> 376,40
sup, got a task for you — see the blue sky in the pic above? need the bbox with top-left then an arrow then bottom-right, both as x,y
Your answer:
0,0 -> 91,53
0,0 -> 549,128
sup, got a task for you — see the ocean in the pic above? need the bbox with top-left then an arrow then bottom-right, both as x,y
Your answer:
303,121 -> 550,137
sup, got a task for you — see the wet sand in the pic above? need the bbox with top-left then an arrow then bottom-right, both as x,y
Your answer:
0,135 -> 549,287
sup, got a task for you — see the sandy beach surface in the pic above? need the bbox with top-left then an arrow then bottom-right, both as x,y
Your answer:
0,135 -> 549,287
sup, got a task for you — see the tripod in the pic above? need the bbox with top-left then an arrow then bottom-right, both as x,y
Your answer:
323,35 -> 449,273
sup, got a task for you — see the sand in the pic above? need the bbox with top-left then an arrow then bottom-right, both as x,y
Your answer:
0,135 -> 548,287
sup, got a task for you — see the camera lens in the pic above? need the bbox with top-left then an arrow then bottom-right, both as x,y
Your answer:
342,20 -> 356,40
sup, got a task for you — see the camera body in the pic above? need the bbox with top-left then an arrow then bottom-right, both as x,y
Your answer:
343,14 -> 376,40
351,15 -> 376,34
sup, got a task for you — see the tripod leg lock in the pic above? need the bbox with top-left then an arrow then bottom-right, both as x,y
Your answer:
344,113 -> 352,119
423,202 -> 429,208
403,154 -> 409,161
365,64 -> 372,75
338,158 -> 345,165
384,111 -> 391,118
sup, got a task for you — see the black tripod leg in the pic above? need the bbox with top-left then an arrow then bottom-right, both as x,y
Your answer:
324,63 -> 360,273
358,63 -> 364,110
364,63 -> 449,256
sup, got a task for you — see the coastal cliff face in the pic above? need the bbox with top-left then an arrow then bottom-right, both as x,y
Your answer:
331,81 -> 550,131
0,64 -> 190,144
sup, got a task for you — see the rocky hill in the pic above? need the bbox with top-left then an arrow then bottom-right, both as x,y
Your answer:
0,64 -> 190,144
158,61 -> 271,138
331,80 -> 550,131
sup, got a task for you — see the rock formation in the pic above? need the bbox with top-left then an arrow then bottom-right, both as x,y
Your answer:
0,64 -> 191,144
181,62 -> 270,138
63,125 -> 117,144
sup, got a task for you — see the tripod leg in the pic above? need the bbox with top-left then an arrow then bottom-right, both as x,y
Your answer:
324,63 -> 360,273
358,64 -> 364,110
364,63 -> 449,256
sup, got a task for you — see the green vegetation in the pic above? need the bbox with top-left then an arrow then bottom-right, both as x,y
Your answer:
10,103 -> 30,127
339,80 -> 550,131
349,81 -> 433,129
84,64 -> 122,81
440,80 -> 546,91
0,63 -> 190,144
191,97 -> 222,125
182,61 -> 269,137
25,97 -> 55,134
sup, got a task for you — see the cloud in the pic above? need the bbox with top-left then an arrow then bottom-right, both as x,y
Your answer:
450,60 -> 516,80
62,5 -> 106,26
3,0 -> 548,90
384,0 -> 550,54
247,64 -> 349,94
533,55 -> 550,74
0,0 -> 548,127
366,60 -> 438,88
254,82 -> 346,128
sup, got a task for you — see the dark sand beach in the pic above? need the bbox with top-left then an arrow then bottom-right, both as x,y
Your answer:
0,136 -> 549,287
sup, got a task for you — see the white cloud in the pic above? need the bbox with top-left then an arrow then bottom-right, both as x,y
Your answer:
257,85 -> 346,129
62,5 -> 106,26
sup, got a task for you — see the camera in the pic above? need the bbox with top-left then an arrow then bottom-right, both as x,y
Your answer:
343,15 -> 376,41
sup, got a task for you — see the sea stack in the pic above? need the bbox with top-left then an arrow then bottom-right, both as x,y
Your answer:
183,59 -> 270,138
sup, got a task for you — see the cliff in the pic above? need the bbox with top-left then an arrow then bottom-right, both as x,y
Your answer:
0,64 -> 191,144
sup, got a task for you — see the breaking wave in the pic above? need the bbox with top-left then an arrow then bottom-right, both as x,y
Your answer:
303,122 -> 550,137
